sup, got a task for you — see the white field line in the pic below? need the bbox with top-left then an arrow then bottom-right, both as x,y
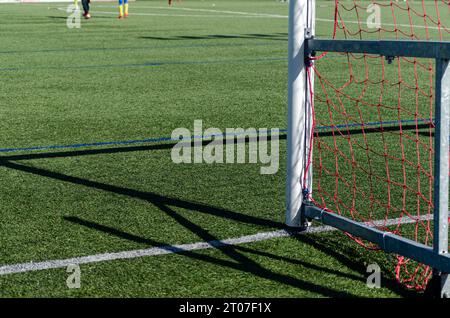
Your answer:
93,11 -> 281,18
95,6 -> 439,30
56,7 -> 285,18
137,5 -> 288,18
0,214 -> 432,276
94,5 -> 445,31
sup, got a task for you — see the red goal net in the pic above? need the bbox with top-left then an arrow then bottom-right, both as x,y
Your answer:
306,0 -> 450,290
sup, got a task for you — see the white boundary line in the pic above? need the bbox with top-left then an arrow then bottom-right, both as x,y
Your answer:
56,7 -> 286,18
0,214 -> 432,276
92,11 -> 284,18
93,5 -> 445,30
136,5 -> 288,18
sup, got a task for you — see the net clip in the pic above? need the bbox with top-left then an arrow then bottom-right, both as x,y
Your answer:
302,188 -> 310,198
305,51 -> 316,67
385,55 -> 395,64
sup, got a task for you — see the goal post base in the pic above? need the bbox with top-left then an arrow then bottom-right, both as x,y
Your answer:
426,272 -> 450,298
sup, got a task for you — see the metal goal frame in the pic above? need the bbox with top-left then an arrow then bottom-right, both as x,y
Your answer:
285,0 -> 450,297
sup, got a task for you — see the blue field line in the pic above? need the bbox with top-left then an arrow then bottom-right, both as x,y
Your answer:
0,57 -> 287,72
0,41 -> 281,55
0,118 -> 435,154
0,136 -> 174,154
0,54 -> 413,72
0,129 -> 286,154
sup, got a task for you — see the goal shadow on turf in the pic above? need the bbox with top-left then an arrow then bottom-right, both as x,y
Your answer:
61,208 -> 421,297
63,214 -> 365,297
0,160 -> 359,297
0,130 -> 429,297
0,165 -> 420,296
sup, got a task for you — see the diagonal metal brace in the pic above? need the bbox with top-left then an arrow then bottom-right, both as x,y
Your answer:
304,205 -> 450,275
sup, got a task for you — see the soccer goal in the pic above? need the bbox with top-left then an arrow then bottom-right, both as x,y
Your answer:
286,0 -> 450,296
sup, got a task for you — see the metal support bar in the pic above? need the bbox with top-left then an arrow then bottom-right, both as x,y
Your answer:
434,58 -> 450,298
304,206 -> 450,274
306,39 -> 450,59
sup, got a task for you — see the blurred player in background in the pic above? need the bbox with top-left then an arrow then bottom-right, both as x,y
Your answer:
79,0 -> 91,19
118,0 -> 129,19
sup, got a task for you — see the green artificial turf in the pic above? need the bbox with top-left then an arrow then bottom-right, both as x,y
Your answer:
0,0 -> 447,298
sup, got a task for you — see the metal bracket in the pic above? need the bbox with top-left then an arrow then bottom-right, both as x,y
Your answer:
385,56 -> 395,64
305,28 -> 314,40
304,34 -> 315,66
300,190 -> 313,229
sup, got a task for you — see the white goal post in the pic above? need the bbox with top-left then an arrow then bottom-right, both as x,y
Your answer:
286,0 -> 314,228
286,0 -> 450,297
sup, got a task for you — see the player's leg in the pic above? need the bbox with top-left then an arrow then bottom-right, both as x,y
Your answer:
81,0 -> 91,18
118,0 -> 124,19
124,0 -> 129,17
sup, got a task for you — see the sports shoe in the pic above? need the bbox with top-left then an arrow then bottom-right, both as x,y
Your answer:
118,15 -> 124,19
